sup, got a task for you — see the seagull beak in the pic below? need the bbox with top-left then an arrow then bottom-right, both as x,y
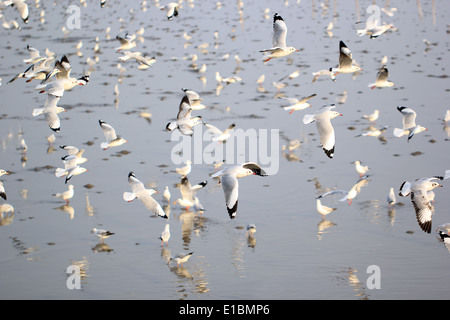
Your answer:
339,113 -> 343,116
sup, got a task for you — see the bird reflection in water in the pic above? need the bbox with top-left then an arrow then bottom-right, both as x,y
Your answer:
335,267 -> 370,300
55,204 -> 75,220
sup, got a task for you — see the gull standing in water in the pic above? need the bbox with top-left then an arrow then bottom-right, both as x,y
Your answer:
362,109 -> 380,123
173,177 -> 207,210
123,172 -> 168,219
303,104 -> 343,159
368,65 -> 394,89
169,252 -> 194,267
259,13 -> 299,63
387,187 -> 396,208
98,120 -> 128,150
175,160 -> 192,178
399,175 -> 448,233
330,41 -> 362,79
316,199 -> 337,219
91,228 -> 115,243
53,184 -> 74,204
393,106 -> 428,141
211,162 -> 268,219
279,93 -> 317,114
352,160 -> 369,177
159,224 -> 170,247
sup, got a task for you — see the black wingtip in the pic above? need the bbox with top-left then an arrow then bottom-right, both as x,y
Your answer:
324,147 -> 335,159
273,13 -> 283,23
0,192 -> 7,201
227,201 -> 238,219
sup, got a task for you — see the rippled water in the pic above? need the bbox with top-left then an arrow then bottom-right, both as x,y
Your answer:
0,0 -> 449,300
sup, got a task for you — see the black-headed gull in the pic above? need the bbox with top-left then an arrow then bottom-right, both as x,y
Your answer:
317,175 -> 370,206
100,0 -> 107,7
98,120 -> 128,150
53,184 -> 74,204
160,2 -> 180,20
59,145 -> 87,165
362,109 -> 380,123
118,51 -> 155,68
115,33 -> 136,52
316,199 -> 337,218
259,13 -> 299,63
330,41 -> 362,78
55,155 -> 88,184
174,176 -> 207,209
32,94 -> 66,132
399,175 -> 447,233
36,75 -> 89,97
175,160 -> 192,178
163,186 -> 171,203
165,95 -> 202,136
246,224 -> 256,237
159,224 -> 170,247
211,162 -> 268,219
4,0 -> 28,23
0,169 -> 10,201
436,223 -> 450,252
357,24 -> 394,39
279,93 -> 316,114
169,252 -> 193,267
181,88 -> 201,102
352,160 -> 369,177
387,187 -> 396,207
303,104 -> 343,159
368,65 -> 394,89
22,45 -> 41,64
91,228 -> 114,243
123,172 -> 168,219
203,122 -> 235,142
393,106 -> 428,141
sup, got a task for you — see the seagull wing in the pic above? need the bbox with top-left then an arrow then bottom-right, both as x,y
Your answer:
272,13 -> 287,48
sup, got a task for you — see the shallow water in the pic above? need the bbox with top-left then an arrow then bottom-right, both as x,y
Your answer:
0,0 -> 449,300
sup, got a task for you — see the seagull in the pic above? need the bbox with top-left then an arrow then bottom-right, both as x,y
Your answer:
8,58 -> 54,83
169,252 -> 194,267
4,0 -> 28,23
393,106 -> 428,141
0,169 -> 10,200
317,175 -> 370,206
316,199 -> 337,218
22,45 -> 42,64
159,224 -> 170,247
311,69 -> 336,83
100,0 -> 107,7
173,176 -> 207,210
1,14 -> 20,29
165,95 -> 202,136
436,223 -> 450,252
59,145 -> 87,165
362,109 -> 380,123
303,104 -> 343,159
246,224 -> 256,237
32,94 -> 66,132
279,93 -> 316,114
259,13 -> 299,63
203,122 -> 235,142
160,2 -> 180,20
399,175 -> 446,233
181,88 -> 201,102
55,155 -> 88,184
330,41 -> 362,78
163,186 -> 171,203
175,160 -> 192,178
98,120 -> 128,150
53,184 -> 74,204
368,65 -> 394,89
211,162 -> 268,219
123,172 -> 168,219
352,160 -> 369,177
355,125 -> 389,138
118,51 -> 155,68
357,23 -> 394,39
387,187 -> 396,207
115,33 -> 136,52
91,228 -> 115,243
36,75 -> 89,97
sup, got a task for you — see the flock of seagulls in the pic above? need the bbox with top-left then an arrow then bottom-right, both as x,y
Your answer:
0,0 -> 448,283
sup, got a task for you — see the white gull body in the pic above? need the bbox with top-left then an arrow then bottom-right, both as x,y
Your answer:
211,162 -> 267,219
